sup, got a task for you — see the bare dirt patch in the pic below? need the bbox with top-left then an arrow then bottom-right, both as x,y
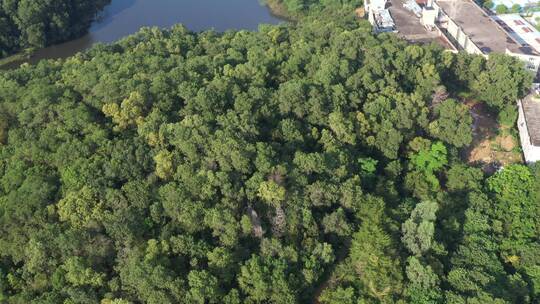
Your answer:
463,100 -> 522,172
355,7 -> 366,18
497,135 -> 516,152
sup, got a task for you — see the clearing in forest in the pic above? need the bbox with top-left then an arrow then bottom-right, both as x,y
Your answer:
463,100 -> 523,172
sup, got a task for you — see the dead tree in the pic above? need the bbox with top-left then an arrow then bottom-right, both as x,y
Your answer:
247,205 -> 264,238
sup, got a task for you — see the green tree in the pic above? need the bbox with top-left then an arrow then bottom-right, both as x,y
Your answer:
511,3 -> 521,13
428,100 -> 473,148
405,257 -> 442,303
472,54 -> 532,110
187,270 -> 221,303
349,196 -> 404,302
405,141 -> 448,198
0,0 -> 110,58
62,257 -> 105,288
495,4 -> 509,14
238,255 -> 298,303
102,92 -> 146,131
402,201 -> 438,256
57,186 -> 104,228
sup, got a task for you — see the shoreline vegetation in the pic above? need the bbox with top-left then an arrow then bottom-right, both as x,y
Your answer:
1,0 -> 364,71
264,0 -> 363,18
264,0 -> 295,20
0,53 -> 27,69
0,0 -> 110,60
0,48 -> 36,69
1,0 -> 288,70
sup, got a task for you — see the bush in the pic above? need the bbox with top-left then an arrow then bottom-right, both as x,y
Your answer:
496,4 -> 509,14
498,105 -> 518,127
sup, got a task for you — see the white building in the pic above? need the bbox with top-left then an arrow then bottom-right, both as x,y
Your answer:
365,0 -> 397,33
526,12 -> 540,26
365,0 -> 388,11
493,14 -> 540,52
435,0 -> 540,74
517,94 -> 540,163
421,1 -> 439,30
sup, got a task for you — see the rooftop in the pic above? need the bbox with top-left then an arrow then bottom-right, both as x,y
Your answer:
389,0 -> 448,46
374,9 -> 396,29
523,95 -> 540,146
436,0 -> 535,55
492,14 -> 540,53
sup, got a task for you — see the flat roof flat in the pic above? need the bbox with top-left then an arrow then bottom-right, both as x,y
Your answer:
375,9 -> 395,28
523,95 -> 540,146
389,0 -> 444,43
493,14 -> 540,53
437,0 -> 530,54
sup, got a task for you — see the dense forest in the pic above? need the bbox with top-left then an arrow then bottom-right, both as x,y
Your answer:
0,0 -> 110,58
1,3 -> 539,304
266,0 -> 363,15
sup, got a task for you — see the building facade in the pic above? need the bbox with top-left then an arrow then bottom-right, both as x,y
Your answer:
518,96 -> 540,163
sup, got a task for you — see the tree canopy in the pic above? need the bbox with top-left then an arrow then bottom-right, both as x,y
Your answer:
0,6 -> 537,304
0,0 -> 110,58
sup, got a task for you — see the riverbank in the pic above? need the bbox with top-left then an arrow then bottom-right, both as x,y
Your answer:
0,49 -> 34,69
264,0 -> 295,20
0,0 -> 283,71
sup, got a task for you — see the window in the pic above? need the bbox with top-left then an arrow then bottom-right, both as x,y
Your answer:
515,20 -> 525,26
523,27 -> 533,33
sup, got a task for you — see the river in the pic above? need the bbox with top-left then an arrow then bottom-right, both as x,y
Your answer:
3,0 -> 282,69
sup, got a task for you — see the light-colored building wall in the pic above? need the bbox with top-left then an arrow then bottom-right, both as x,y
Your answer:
421,8 -> 438,28
517,99 -> 540,164
366,0 -> 387,11
436,2 -> 540,68
444,17 -> 484,55
506,50 -> 540,73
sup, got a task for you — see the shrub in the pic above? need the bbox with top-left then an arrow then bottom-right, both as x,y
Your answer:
496,4 -> 509,14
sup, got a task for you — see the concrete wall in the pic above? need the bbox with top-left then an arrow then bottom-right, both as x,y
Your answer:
434,26 -> 459,52
368,10 -> 375,27
445,16 -> 483,55
434,1 -> 485,55
518,99 -> 540,164
422,7 -> 438,28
